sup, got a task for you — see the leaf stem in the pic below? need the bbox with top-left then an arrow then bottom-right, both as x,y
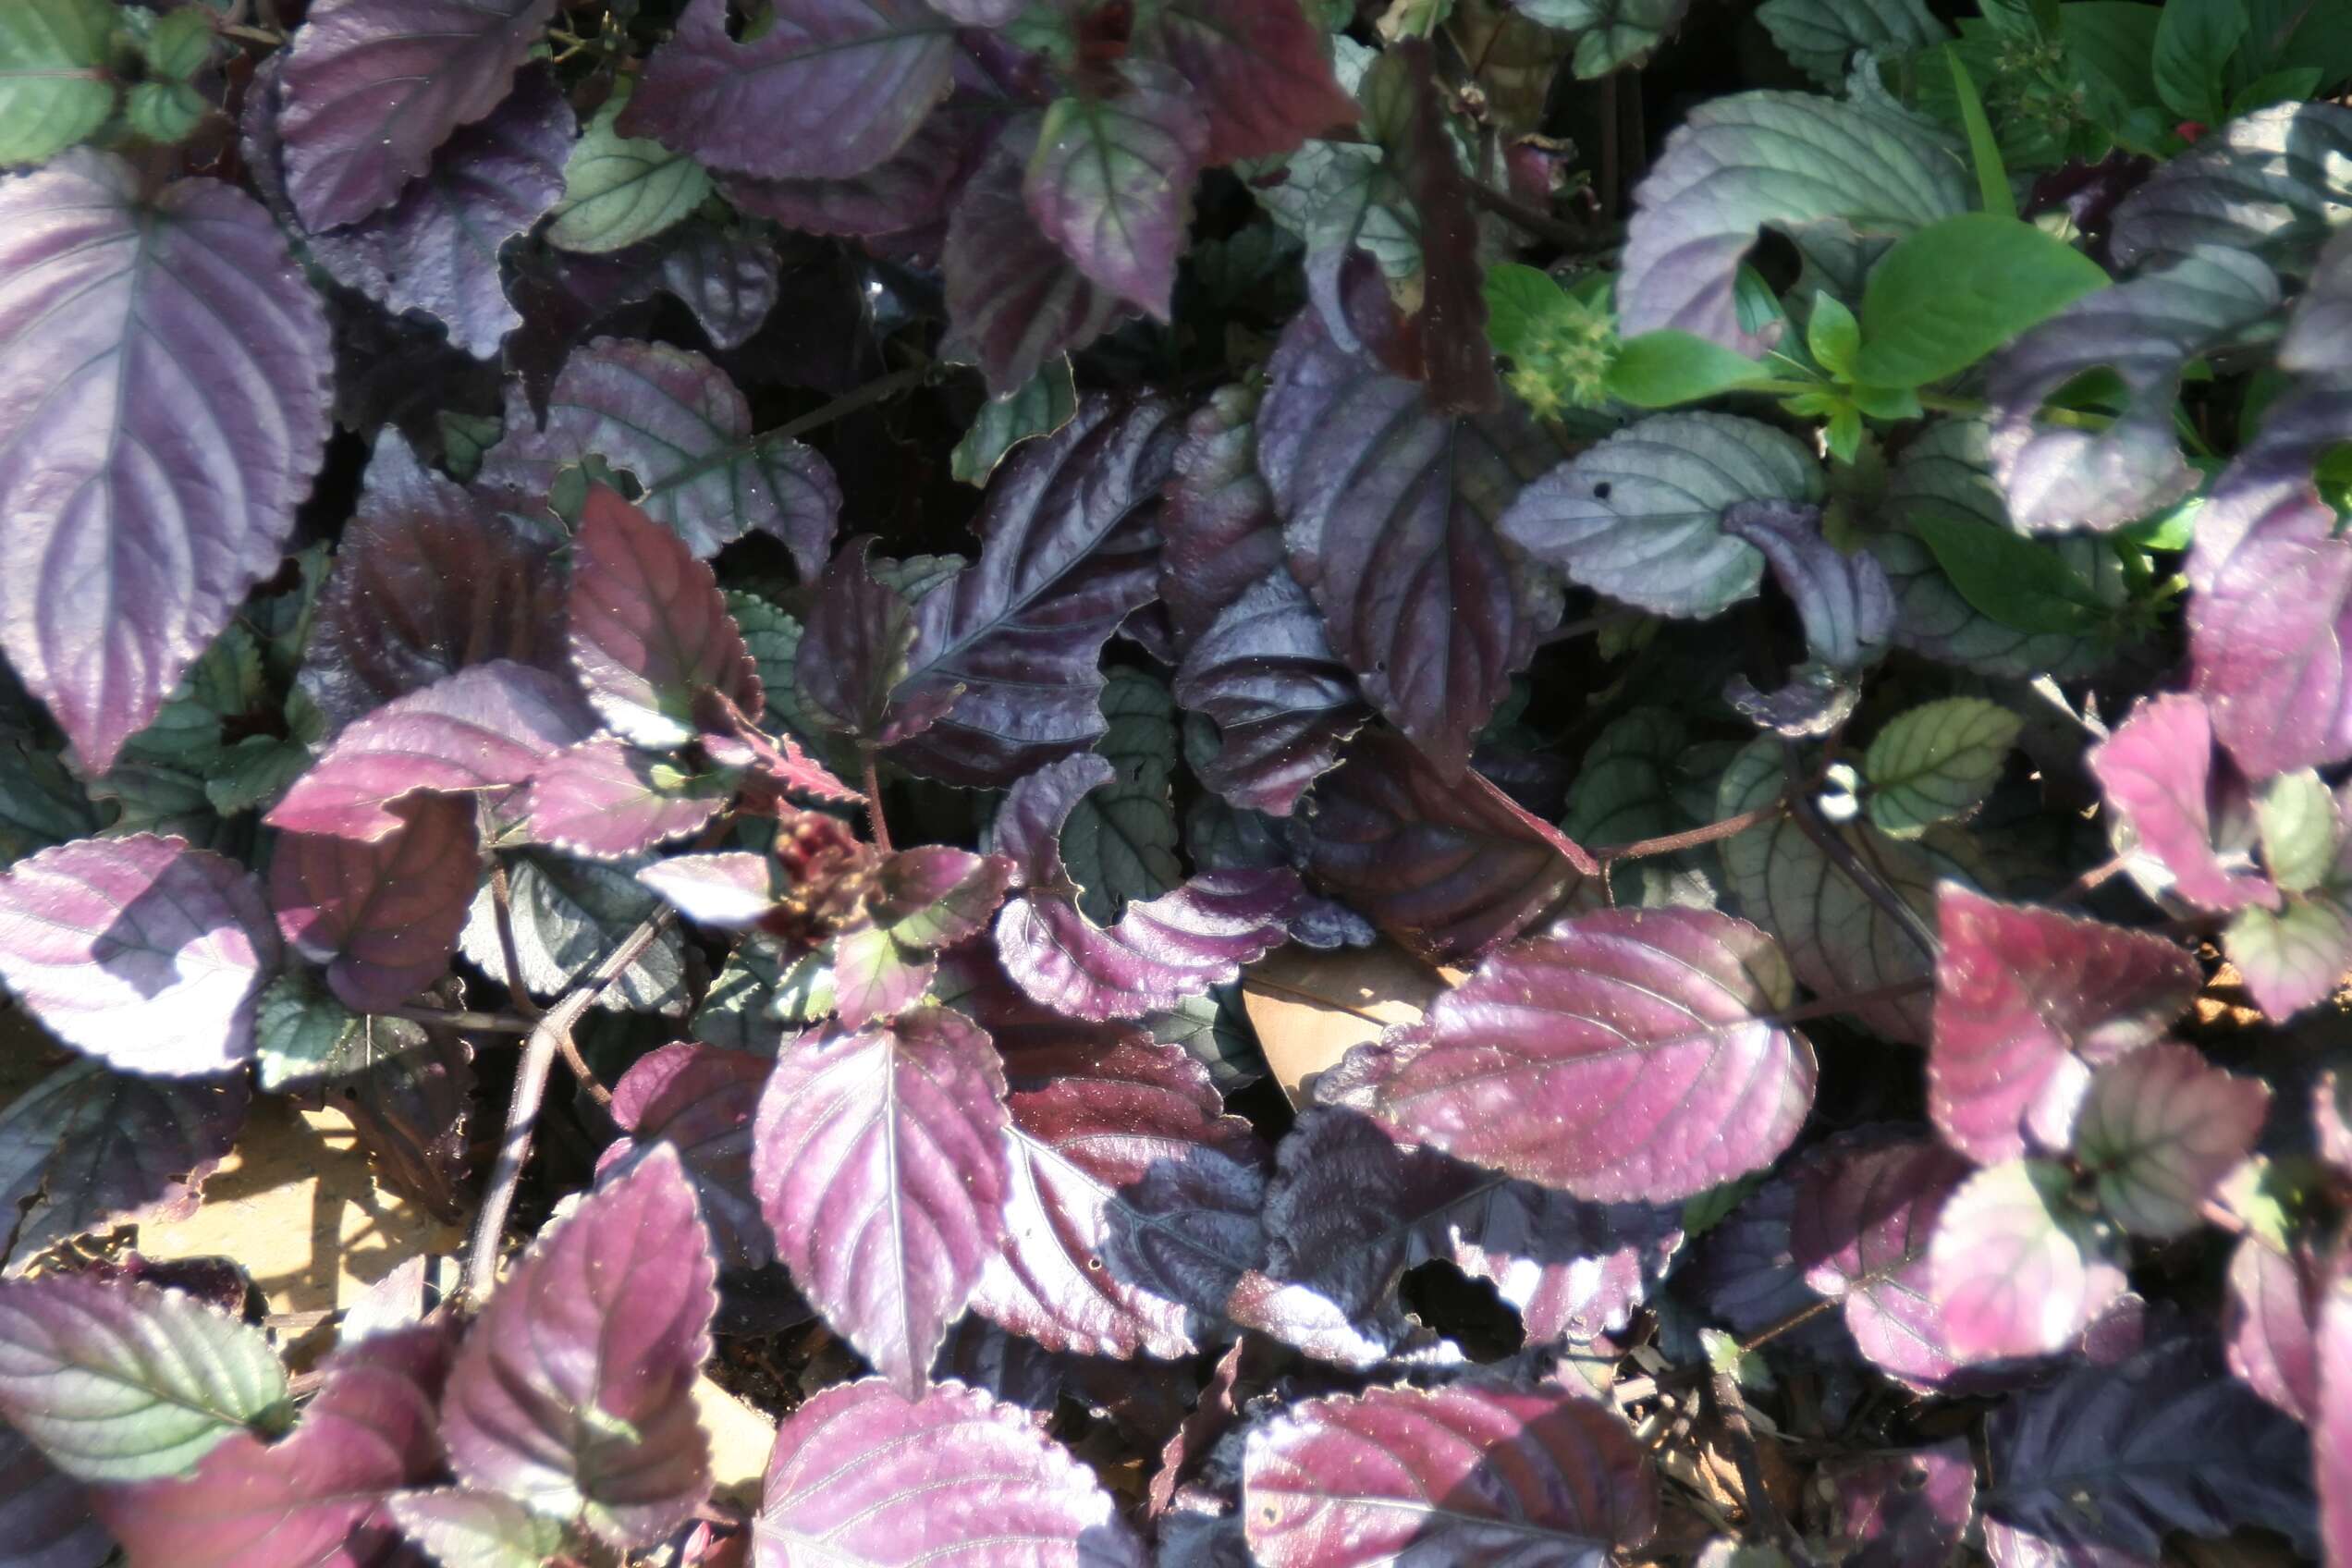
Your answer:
1764,974 -> 1933,1028
220,22 -> 284,44
1594,799 -> 1783,864
386,1007 -> 534,1035
861,750 -> 893,853
485,853 -> 543,1023
769,362 -> 936,445
1780,742 -> 1942,960
1464,181 -> 1604,251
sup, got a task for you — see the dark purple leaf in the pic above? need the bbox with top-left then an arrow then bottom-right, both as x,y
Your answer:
1722,499 -> 1892,670
638,851 -> 778,928
971,1035 -> 1266,1358
479,337 -> 842,571
1370,910 -> 1816,1203
0,1060 -> 247,1268
797,539 -> 950,747
1363,40 -> 1498,415
2089,694 -> 2278,912
523,735 -> 729,859
296,432 -> 566,734
753,1378 -> 1145,1566
1242,1383 -> 1659,1567
1680,1158 -> 1857,1361
1816,1440 -> 1976,1568
1026,65 -> 1207,319
276,0 -> 556,229
567,485 -> 764,749
1929,887 -> 2200,1164
0,835 -> 278,1077
1619,91 -> 1966,354
0,151 -> 332,772
658,225 -> 783,351
267,662 -> 594,842
0,1423 -> 105,1568
2225,1234 -> 2320,1424
0,1273 -> 287,1482
888,398 -> 1178,786
1173,570 -> 1371,817
2073,1041 -> 2268,1239
1292,729 -> 1597,964
92,1324 -> 449,1568
1929,1158 -> 2127,1363
720,108 -> 971,240
1985,247 -> 2280,533
1159,386 -> 1284,649
442,1145 -> 719,1549
1981,1335 -> 2315,1567
994,755 -> 1305,1020
333,1018 -> 475,1223
623,0 -> 956,183
945,122 -> 1125,396
1258,295 -> 1563,775
751,1008 -> 1011,1396
1146,0 -> 1357,166
1785,1134 -> 1968,1388
270,794 -> 478,1012
2109,101 -> 2352,268
604,1040 -> 774,1269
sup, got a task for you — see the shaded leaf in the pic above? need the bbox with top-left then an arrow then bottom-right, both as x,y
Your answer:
270,794 -> 479,1012
1174,570 -> 1371,817
1026,65 -> 1207,319
549,80 -> 712,254
2074,1041 -> 2270,1238
523,736 -> 729,859
1057,670 -> 1182,925
0,151 -> 332,771
0,835 -> 278,1077
951,360 -> 1080,486
442,1145 -> 719,1549
1929,1158 -> 2126,1362
2110,101 -> 2352,268
0,1420 -> 105,1568
1514,0 -> 1690,76
944,123 -> 1123,397
1159,386 -> 1285,650
797,540 -> 945,749
1815,1439 -> 1975,1568
1363,40 -> 1498,415
1724,498 -> 1892,671
722,107 -> 971,242
1790,1134 -> 1973,1389
461,850 -> 689,1013
1862,697 -> 2019,839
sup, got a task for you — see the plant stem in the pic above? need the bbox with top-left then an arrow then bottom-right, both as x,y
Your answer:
221,22 -> 284,44
861,750 -> 893,853
485,855 -> 543,1023
1765,975 -> 1933,1028
769,363 -> 935,444
1611,1298 -> 1837,1404
1781,742 -> 1941,960
1465,181 -> 1601,251
386,1007 -> 533,1035
1594,799 -> 1783,864
459,910 -> 676,1305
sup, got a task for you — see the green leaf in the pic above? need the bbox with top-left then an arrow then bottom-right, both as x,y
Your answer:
692,940 -> 788,1053
0,0 -> 114,168
1485,262 -> 1574,360
460,852 -> 688,1015
1148,986 -> 1261,1091
140,6 -> 214,80
1756,0 -> 1948,88
1905,506 -> 2111,633
1604,329 -> 1770,407
1946,45 -> 2014,216
204,735 -> 312,817
1862,696 -> 2021,838
2152,0 -> 2249,121
546,80 -> 713,254
253,970 -> 364,1092
2255,769 -> 2340,894
1806,292 -> 1860,378
1855,213 -> 2110,388
1059,669 -> 1182,925
1513,0 -> 1690,75
2063,3 -> 2167,117
125,78 -> 207,145
950,358 -> 1079,485
2228,64 -> 2321,113
0,730 -> 95,864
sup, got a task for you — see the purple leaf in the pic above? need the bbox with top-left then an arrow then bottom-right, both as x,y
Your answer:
1929,887 -> 2200,1164
1258,295 -> 1564,774
604,1040 -> 774,1269
1368,909 -> 1815,1202
523,735 -> 729,859
1620,91 -> 1966,354
2073,1041 -> 2269,1238
889,398 -> 1179,786
622,0 -> 956,183
0,1060 -> 247,1268
2225,1233 -> 2320,1423
442,1145 -> 720,1548
751,1008 -> 1011,1396
1815,1440 -> 1976,1568
699,701 -> 861,805
1025,65 -> 1207,319
567,485 -> 765,750
296,432 -> 566,734
0,1423 -> 105,1568
1159,385 -> 1285,650
0,835 -> 279,1077
1982,1335 -> 2316,1568
1173,570 -> 1372,816
2089,694 -> 2278,911
1722,499 -> 1892,670
1929,1158 -> 2126,1363
480,337 -> 842,570
1985,247 -> 2280,533
971,1035 -> 1266,1358
1364,40 -> 1498,416
657,225 -> 783,350
267,662 -> 594,843
2109,101 -> 2352,267
2321,1254 -> 2352,1565
994,755 -> 1305,1020
796,539 -> 949,748
834,847 -> 1014,1026
1242,1383 -> 1659,1567
721,108 -> 972,240
0,1273 -> 287,1482
270,794 -> 479,1012
638,851 -> 778,928
753,1378 -> 1145,1566
1790,1134 -> 1972,1389
1145,0 -> 1358,166
92,1324 -> 450,1568
0,151 -> 332,772
1294,730 -> 1597,963
945,122 -> 1124,396
1680,1158 -> 1857,1361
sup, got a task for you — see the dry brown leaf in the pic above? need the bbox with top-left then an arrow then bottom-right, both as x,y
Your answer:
1240,941 -> 1458,1104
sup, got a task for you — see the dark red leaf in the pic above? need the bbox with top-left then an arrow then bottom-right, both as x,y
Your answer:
1364,41 -> 1497,415
944,124 -> 1124,396
1790,1134 -> 1972,1389
797,539 -> 953,748
1816,1440 -> 1976,1568
1025,64 -> 1208,320
1145,0 -> 1358,165
0,1423 -> 105,1568
1158,386 -> 1285,650
269,793 -> 479,1012
604,1041 -> 774,1270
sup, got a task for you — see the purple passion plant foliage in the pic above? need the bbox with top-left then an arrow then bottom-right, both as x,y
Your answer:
4,0 -> 2352,1563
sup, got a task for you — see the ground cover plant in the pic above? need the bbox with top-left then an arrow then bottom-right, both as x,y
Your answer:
3,0 -> 2352,1562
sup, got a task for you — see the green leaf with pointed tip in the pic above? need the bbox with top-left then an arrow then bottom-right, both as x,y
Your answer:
952,359 -> 1079,485
254,970 -> 364,1092
2152,0 -> 2248,123
1605,330 -> 1770,408
1486,263 -> 1574,361
548,80 -> 712,254
1755,0 -> 1948,88
1905,508 -> 2110,635
2256,770 -> 2339,895
692,939 -> 789,1053
1856,214 -> 2110,389
1514,0 -> 1692,75
1058,670 -> 1183,925
1863,697 -> 2020,839
1945,46 -> 2012,217
0,0 -> 113,167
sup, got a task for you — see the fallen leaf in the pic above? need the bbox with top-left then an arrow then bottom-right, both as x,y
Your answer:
1241,942 -> 1458,1103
